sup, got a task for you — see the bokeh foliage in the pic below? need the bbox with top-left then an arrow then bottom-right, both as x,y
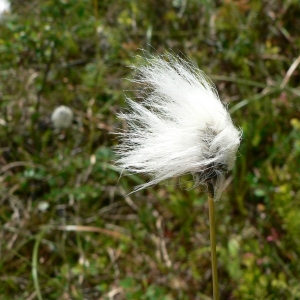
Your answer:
0,0 -> 300,299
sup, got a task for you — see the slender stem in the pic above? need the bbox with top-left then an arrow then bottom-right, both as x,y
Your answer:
207,182 -> 220,300
32,230 -> 46,300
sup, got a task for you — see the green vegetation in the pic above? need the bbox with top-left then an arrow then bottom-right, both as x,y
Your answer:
1,0 -> 300,299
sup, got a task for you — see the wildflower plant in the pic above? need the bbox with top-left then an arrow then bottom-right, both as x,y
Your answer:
115,52 -> 242,299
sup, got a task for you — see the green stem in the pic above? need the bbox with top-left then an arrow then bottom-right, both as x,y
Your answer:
32,230 -> 46,300
207,182 -> 220,300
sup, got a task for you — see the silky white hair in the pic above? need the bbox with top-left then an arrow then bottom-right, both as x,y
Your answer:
115,52 -> 242,199
0,0 -> 10,15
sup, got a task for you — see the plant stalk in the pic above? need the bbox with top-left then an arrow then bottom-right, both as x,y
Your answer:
207,182 -> 220,300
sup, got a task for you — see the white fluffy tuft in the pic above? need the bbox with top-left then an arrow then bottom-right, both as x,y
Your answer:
51,105 -> 73,129
115,52 -> 242,199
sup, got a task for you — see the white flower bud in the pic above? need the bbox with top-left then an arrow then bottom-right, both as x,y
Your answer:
51,105 -> 73,129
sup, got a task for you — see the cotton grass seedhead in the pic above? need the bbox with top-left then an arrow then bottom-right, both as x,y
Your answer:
0,0 -> 10,18
115,52 -> 242,199
51,105 -> 73,129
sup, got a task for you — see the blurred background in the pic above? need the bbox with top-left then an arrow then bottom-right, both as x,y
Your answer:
1,0 -> 300,299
